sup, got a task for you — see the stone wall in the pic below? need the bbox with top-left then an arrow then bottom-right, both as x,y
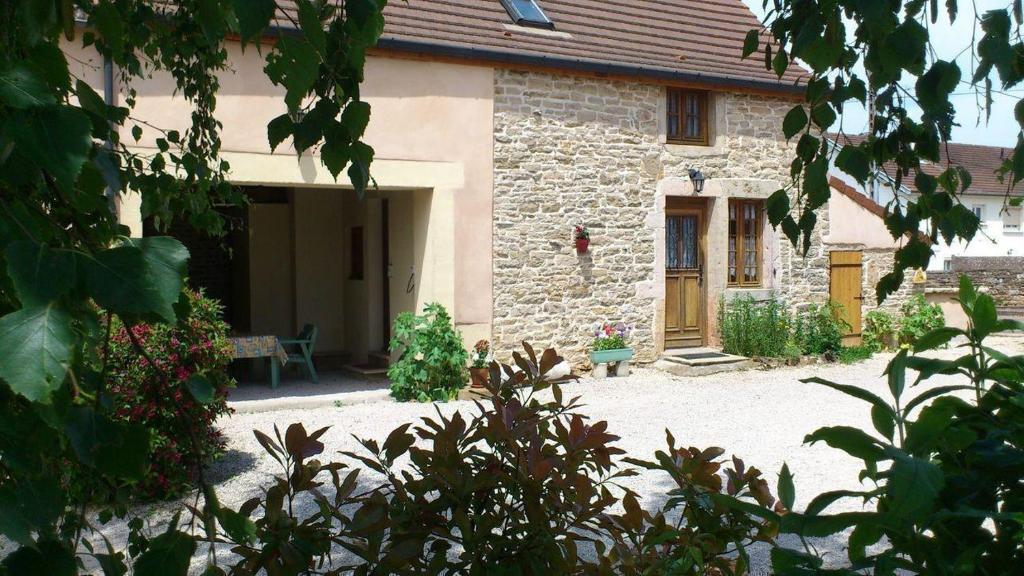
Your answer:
491,69 -> 796,366
927,256 -> 1024,307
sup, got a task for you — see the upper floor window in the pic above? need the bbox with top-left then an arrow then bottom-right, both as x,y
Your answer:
667,88 -> 709,145
972,204 -> 985,220
728,200 -> 762,286
1004,206 -> 1022,232
500,0 -> 554,29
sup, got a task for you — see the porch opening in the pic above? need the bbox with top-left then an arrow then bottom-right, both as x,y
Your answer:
149,186 -> 430,382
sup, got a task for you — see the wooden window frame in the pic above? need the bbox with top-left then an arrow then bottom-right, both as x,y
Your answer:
666,88 -> 710,146
728,199 -> 763,287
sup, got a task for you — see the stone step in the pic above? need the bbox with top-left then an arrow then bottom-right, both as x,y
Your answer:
653,348 -> 753,377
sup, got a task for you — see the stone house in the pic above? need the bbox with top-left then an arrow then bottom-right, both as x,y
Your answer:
81,0 -> 905,369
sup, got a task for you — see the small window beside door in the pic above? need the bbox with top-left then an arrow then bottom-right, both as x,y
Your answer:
666,89 -> 710,145
728,200 -> 762,286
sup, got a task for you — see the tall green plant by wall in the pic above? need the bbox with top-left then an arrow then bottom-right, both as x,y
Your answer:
718,295 -> 791,358
898,294 -> 946,347
792,302 -> 846,356
388,303 -> 468,402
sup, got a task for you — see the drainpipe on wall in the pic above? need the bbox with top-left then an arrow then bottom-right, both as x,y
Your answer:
103,55 -> 117,214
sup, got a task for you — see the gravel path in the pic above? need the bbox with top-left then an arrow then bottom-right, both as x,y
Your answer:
123,336 -> 1024,573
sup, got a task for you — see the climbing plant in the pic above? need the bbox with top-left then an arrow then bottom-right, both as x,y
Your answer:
0,0 -> 385,573
746,0 -> 1024,301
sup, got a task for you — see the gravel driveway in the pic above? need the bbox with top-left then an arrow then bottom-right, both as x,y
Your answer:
131,335 -> 1024,573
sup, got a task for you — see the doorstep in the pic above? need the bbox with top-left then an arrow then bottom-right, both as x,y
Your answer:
653,348 -> 755,377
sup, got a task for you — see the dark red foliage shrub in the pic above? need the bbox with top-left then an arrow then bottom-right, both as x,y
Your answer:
103,289 -> 235,499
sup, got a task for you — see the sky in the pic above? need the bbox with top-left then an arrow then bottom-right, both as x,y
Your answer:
742,0 -> 1021,147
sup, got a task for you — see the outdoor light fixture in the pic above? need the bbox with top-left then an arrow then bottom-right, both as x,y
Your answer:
688,168 -> 706,194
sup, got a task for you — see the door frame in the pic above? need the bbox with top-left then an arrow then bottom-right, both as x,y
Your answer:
664,197 -> 708,349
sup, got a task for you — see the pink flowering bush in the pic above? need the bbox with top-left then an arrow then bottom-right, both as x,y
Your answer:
103,289 -> 235,499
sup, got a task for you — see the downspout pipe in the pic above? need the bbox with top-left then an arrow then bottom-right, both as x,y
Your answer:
103,54 -> 117,214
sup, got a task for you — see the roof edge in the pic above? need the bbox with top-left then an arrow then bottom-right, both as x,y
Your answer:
374,37 -> 806,96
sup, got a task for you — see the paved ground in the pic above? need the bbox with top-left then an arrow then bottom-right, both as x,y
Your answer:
109,335 -> 1024,573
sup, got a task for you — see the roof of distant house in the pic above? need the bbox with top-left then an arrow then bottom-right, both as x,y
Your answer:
274,0 -> 806,95
830,134 -> 1021,198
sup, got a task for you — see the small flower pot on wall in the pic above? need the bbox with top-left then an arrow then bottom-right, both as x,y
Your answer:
469,367 -> 489,389
575,238 -> 590,254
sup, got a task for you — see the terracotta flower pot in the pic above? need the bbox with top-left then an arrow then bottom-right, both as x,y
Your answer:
575,238 -> 590,254
469,367 -> 489,389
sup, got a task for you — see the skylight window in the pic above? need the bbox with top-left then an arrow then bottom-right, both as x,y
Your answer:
500,0 -> 554,29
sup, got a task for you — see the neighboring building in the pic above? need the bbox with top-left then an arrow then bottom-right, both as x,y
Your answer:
828,135 -> 1024,271
74,0 -> 905,368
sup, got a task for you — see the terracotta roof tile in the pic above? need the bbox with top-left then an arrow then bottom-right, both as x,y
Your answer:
832,133 -> 1022,198
275,0 -> 807,93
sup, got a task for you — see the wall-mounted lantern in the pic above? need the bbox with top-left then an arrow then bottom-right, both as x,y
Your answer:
688,168 -> 706,194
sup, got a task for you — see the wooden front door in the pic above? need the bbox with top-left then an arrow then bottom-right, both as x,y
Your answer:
665,208 -> 704,348
830,251 -> 863,345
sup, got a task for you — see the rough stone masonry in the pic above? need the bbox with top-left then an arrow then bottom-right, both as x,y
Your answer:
491,69 -> 806,367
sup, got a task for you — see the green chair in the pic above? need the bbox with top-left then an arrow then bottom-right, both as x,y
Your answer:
280,324 -> 318,383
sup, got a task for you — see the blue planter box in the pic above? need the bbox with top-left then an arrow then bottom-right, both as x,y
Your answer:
590,348 -> 634,364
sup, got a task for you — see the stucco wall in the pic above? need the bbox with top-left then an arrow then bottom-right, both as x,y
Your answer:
68,38 -> 496,351
492,69 -> 796,367
777,186 -> 920,314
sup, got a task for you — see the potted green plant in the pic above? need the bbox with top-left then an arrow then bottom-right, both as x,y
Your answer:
469,339 -> 490,388
589,322 -> 633,377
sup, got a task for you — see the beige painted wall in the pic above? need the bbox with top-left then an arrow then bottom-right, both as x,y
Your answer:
293,189 -> 346,352
67,37 -> 496,352
248,204 -> 294,337
826,190 -> 901,249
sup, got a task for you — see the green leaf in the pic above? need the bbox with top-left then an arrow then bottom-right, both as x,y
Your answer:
885,349 -> 907,400
133,530 -> 196,576
781,511 -> 879,538
0,304 -> 75,402
267,113 -> 293,151
834,145 -> 871,184
233,0 -> 275,45
742,29 -> 760,58
885,452 -> 944,522
766,189 -> 791,226
217,508 -> 256,545
1,538 -> 76,576
958,274 -> 977,311
5,105 -> 93,193
0,63 -> 56,108
805,426 -> 887,462
185,374 -> 215,404
903,384 -> 975,414
341,100 -> 371,140
972,293 -> 997,338
65,406 -> 151,480
810,103 -> 836,130
912,326 -> 962,352
804,489 -> 868,516
265,36 -> 319,110
82,237 -> 188,323
5,241 -> 76,306
91,2 -> 125,55
871,403 -> 896,441
778,463 -> 795,510
782,105 -> 808,139
803,376 -> 895,419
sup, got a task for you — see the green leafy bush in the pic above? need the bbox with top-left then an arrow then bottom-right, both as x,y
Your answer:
837,344 -> 873,364
212,344 -> 779,575
897,294 -> 945,347
718,295 -> 791,358
772,277 -> 1024,573
863,308 -> 898,351
792,301 -> 846,356
387,303 -> 468,402
100,289 -> 235,499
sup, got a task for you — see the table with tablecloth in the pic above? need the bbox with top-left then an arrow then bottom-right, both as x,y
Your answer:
228,335 -> 288,388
